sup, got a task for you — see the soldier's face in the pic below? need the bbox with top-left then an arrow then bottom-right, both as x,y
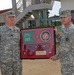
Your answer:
60,16 -> 72,27
5,16 -> 16,26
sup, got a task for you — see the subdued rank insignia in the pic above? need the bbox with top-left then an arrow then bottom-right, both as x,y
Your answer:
65,38 -> 69,41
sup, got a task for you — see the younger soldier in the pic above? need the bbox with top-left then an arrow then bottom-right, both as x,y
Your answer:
50,10 -> 74,75
0,10 -> 22,75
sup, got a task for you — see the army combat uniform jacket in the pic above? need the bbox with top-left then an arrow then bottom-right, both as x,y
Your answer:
0,25 -> 22,75
54,23 -> 74,75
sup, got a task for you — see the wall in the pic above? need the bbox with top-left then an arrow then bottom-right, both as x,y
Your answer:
61,0 -> 74,10
0,14 -> 4,23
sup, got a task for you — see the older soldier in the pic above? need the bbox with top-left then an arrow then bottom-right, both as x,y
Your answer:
0,11 -> 22,75
50,10 -> 74,75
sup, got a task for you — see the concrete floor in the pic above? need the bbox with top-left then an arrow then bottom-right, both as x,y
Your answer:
0,43 -> 62,75
0,59 -> 62,75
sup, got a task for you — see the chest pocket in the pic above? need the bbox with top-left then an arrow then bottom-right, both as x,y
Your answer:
1,31 -> 11,45
12,31 -> 20,43
65,36 -> 71,47
1,30 -> 20,45
61,32 -> 70,47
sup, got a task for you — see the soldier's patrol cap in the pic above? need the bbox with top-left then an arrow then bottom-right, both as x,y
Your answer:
5,10 -> 16,17
59,10 -> 71,17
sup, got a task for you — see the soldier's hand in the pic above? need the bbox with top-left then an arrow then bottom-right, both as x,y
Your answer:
54,27 -> 58,35
50,56 -> 56,61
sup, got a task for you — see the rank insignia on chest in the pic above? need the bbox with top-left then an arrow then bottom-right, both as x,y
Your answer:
65,38 -> 69,41
65,34 -> 70,42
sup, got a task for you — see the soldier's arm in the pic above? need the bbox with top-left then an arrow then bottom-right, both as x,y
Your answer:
56,34 -> 62,42
50,28 -> 74,60
54,44 -> 71,60
54,31 -> 74,60
54,27 -> 62,41
0,27 -> 1,43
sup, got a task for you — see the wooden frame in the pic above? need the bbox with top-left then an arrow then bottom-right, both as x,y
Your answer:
20,26 -> 56,59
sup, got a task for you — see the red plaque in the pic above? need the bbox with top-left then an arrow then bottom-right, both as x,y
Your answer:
20,26 -> 56,59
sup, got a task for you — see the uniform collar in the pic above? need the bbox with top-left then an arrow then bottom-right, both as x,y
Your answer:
62,23 -> 74,32
4,25 -> 16,31
62,23 -> 74,29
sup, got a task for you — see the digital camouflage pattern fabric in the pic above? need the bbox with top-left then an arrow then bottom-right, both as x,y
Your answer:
0,25 -> 22,75
54,23 -> 74,75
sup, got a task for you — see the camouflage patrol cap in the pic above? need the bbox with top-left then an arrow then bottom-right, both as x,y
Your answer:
5,10 -> 16,17
59,10 -> 71,17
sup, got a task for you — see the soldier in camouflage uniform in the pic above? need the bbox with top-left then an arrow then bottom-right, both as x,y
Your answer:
0,11 -> 22,75
50,10 -> 74,75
